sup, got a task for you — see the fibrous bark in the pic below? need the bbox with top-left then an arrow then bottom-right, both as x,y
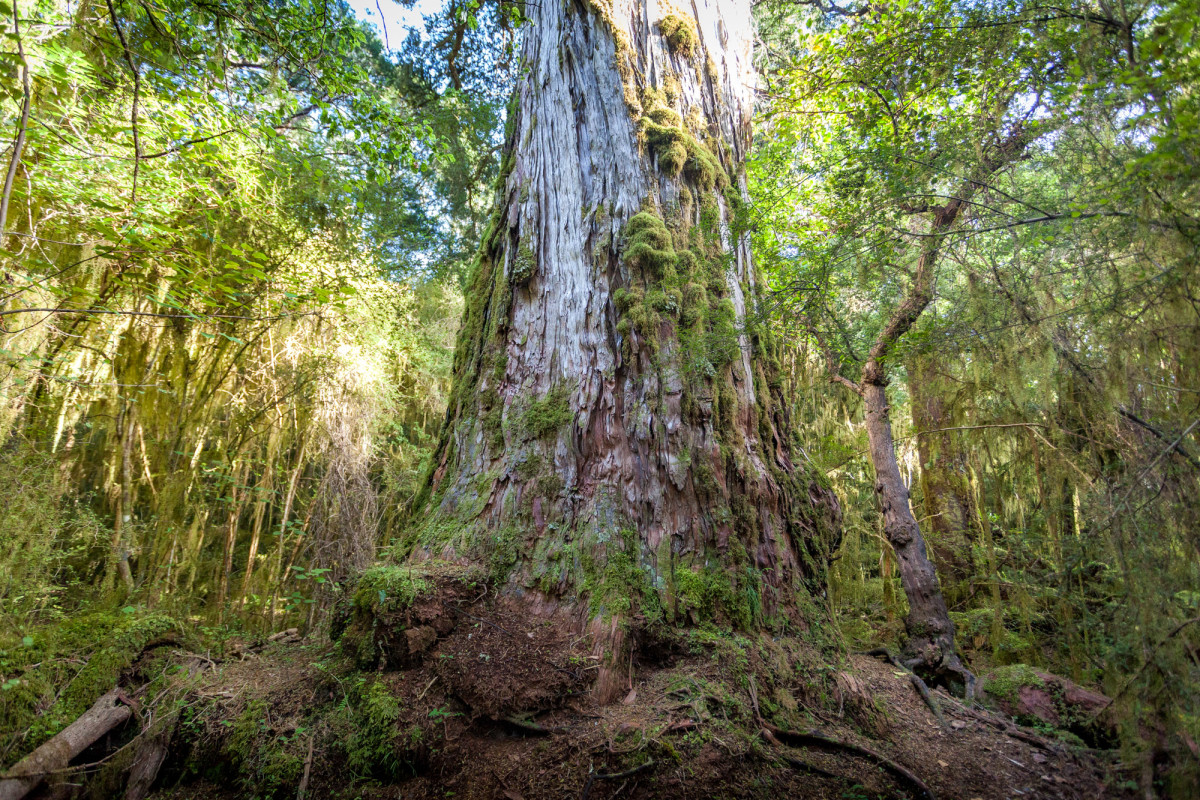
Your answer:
409,0 -> 841,699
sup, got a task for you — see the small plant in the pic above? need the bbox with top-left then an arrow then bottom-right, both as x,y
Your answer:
427,706 -> 462,721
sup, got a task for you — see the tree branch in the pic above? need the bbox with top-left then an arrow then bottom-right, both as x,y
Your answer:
104,0 -> 141,205
0,0 -> 32,239
863,123 -> 1037,384
804,318 -> 862,395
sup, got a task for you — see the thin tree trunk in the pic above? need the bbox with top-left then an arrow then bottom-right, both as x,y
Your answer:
266,439 -> 307,628
215,457 -> 248,617
863,380 -> 970,690
970,458 -> 1005,653
110,408 -> 137,592
240,429 -> 280,607
181,508 -> 209,597
0,0 -> 31,241
813,125 -> 1036,691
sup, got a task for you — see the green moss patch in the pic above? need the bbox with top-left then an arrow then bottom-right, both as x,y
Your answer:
335,566 -> 432,668
622,211 -> 679,278
983,663 -> 1046,702
673,565 -> 759,630
1,610 -> 184,760
352,565 -> 431,617
639,91 -> 726,190
581,527 -> 663,621
512,236 -> 536,284
346,680 -> 406,779
658,15 -> 698,59
517,383 -> 573,440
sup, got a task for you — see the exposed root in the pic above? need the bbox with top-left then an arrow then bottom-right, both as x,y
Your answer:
760,728 -> 840,779
861,648 -> 952,732
500,715 -> 562,735
763,722 -> 937,800
578,759 -> 655,800
943,702 -> 1068,755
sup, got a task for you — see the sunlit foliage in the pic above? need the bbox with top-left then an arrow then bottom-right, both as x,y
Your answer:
753,0 -> 1199,791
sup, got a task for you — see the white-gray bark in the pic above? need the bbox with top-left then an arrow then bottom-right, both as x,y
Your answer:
412,0 -> 841,698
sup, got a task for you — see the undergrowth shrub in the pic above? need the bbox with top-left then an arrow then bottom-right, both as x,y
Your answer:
0,442 -> 106,628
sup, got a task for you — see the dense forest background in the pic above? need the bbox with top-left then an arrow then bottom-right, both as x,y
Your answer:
0,0 -> 1197,796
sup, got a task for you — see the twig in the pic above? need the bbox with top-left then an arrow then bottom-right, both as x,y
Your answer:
416,676 -> 438,700
296,733 -> 314,800
748,674 -> 761,722
104,0 -> 141,204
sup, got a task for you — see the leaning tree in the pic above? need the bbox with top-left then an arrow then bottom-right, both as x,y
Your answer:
407,0 -> 841,700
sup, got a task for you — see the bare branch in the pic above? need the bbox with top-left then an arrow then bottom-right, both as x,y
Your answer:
104,0 -> 141,204
0,0 -> 32,239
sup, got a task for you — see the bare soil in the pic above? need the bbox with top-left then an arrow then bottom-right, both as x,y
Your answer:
105,576 -> 1134,800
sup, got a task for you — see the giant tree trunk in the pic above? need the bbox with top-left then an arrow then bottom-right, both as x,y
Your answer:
410,0 -> 840,700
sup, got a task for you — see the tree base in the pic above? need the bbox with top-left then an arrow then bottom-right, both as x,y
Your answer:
36,570 -> 1121,800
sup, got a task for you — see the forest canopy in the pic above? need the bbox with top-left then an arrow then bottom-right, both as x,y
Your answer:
0,0 -> 1197,797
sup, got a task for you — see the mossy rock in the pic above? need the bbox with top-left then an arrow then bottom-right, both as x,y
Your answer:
980,664 -> 1115,746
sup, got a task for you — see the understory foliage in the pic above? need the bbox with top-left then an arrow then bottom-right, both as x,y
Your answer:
753,0 -> 1199,793
0,0 -> 502,636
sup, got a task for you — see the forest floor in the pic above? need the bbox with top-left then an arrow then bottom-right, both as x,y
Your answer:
20,572 -> 1133,800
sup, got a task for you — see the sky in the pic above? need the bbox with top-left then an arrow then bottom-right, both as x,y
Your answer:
344,0 -> 446,52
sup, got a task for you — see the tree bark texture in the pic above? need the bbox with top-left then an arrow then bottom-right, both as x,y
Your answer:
410,0 -> 841,690
863,380 -> 970,690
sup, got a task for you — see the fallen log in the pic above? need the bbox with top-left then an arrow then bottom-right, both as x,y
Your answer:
0,688 -> 133,800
